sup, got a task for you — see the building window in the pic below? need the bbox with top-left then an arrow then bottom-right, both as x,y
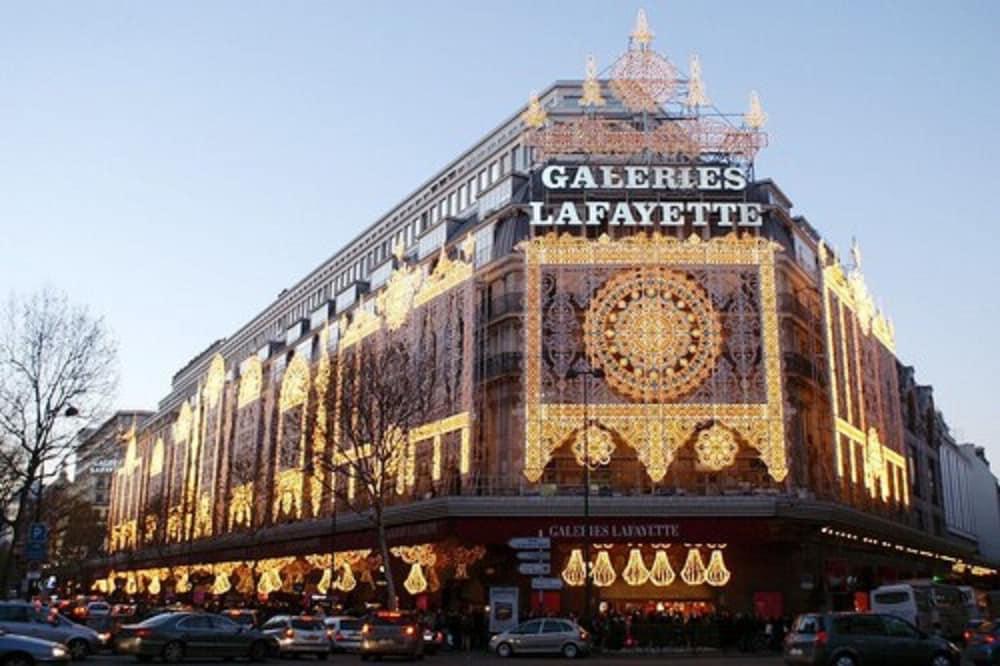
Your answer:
489,160 -> 500,183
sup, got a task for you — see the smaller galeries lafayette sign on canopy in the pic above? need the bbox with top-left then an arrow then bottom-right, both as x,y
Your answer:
530,163 -> 763,229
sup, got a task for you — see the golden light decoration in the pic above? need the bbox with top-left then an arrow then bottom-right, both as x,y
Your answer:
685,54 -> 711,109
610,10 -> 677,112
680,547 -> 707,586
622,548 -> 650,586
592,551 -> 617,587
403,562 -> 428,595
584,267 -> 722,402
649,549 -> 675,587
229,482 -> 254,529
125,572 -> 138,595
274,469 -> 304,520
202,353 -> 226,409
237,356 -> 263,409
580,55 -> 605,107
562,549 -> 586,587
704,547 -> 731,587
521,91 -> 547,129
256,557 -> 294,596
317,568 -> 332,594
194,494 -> 213,538
147,574 -> 161,596
175,570 -> 191,594
377,261 -> 424,331
452,545 -> 486,580
173,399 -> 193,442
571,425 -> 615,469
211,562 -> 239,596
334,562 -> 357,592
279,354 -> 310,413
149,438 -> 164,476
106,571 -> 117,592
694,424 -> 739,471
744,90 -> 768,130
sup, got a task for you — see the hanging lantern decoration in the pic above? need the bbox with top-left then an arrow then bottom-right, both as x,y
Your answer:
335,562 -> 357,592
317,568 -> 332,594
175,569 -> 191,594
649,549 -> 675,587
148,574 -> 161,596
622,548 -> 650,586
680,546 -> 707,586
704,545 -> 731,587
561,549 -> 586,587
592,550 -> 617,588
403,562 -> 428,595
211,563 -> 235,596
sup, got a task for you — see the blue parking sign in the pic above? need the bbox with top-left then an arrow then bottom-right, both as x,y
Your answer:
28,523 -> 48,544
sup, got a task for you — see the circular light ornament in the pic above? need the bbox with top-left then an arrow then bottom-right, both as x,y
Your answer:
694,424 -> 739,471
571,425 -> 615,469
584,268 -> 722,402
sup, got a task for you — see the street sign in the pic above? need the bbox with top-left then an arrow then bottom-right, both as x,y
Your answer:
530,577 -> 563,591
518,562 -> 551,575
508,537 -> 551,550
516,551 -> 551,561
28,523 -> 48,544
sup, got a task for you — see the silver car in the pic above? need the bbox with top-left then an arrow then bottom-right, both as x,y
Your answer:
489,618 -> 590,658
0,603 -> 102,660
323,617 -> 361,654
260,615 -> 329,658
0,629 -> 71,666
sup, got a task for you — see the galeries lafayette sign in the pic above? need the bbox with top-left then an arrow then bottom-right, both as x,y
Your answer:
530,164 -> 763,228
548,522 -> 681,540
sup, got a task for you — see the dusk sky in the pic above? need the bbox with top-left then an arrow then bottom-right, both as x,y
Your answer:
2,2 -> 998,462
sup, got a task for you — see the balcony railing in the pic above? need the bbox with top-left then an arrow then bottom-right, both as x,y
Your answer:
779,292 -> 820,329
784,351 -> 827,386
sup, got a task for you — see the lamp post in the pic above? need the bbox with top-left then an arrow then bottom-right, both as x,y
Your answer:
565,368 -> 603,628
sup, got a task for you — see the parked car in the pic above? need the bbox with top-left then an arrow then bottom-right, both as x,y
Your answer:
260,615 -> 329,658
962,621 -> 1000,665
0,629 -> 71,666
359,612 -> 423,661
323,617 -> 361,654
0,602 -> 103,660
489,618 -> 590,658
871,582 -> 968,640
115,612 -> 277,663
783,612 -> 959,666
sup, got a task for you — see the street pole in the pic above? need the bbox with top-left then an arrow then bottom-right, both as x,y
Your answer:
583,374 -> 591,630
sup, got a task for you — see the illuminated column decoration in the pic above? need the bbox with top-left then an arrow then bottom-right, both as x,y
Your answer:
562,549 -> 587,587
229,483 -> 254,530
622,548 -> 650,586
149,438 -> 164,476
592,550 -> 617,587
311,345 -> 332,517
521,91 -> 547,128
744,90 -> 768,130
680,546 -> 707,586
460,427 -> 471,476
685,54 -> 711,109
275,355 -> 310,520
403,563 -> 428,595
237,356 -> 263,408
432,435 -> 442,482
580,55 -> 606,107
649,549 -> 676,587
704,546 -> 731,587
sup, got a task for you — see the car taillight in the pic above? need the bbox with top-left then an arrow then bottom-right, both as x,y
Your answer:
136,628 -> 152,639
284,628 -> 295,639
404,625 -> 416,636
335,631 -> 344,641
435,631 -> 443,642
985,634 -> 996,644
815,630 -> 828,647
964,630 -> 973,642
579,630 -> 589,640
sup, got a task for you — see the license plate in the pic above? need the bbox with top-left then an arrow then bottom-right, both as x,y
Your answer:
789,648 -> 803,656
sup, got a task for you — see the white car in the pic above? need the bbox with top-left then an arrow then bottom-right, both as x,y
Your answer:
323,616 -> 362,653
260,615 -> 330,658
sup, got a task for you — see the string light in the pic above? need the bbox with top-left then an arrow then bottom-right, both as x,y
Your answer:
403,562 -> 428,595
704,547 -> 731,587
649,549 -> 676,587
695,424 -> 739,471
686,54 -> 710,108
562,549 -> 586,587
622,548 -> 650,586
680,547 -> 707,586
592,551 -> 617,587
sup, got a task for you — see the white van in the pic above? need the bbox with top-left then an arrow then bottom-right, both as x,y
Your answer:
870,582 -> 968,639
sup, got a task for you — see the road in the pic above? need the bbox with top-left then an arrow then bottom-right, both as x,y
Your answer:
83,653 -> 784,666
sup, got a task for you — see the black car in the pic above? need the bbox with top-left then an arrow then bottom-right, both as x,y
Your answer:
116,612 -> 277,663
784,612 -> 959,666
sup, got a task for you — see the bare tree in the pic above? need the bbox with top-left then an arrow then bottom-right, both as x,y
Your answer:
320,333 -> 437,610
0,289 -> 117,594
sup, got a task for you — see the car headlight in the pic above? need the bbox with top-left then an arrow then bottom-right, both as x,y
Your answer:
52,646 -> 68,658
98,632 -> 111,643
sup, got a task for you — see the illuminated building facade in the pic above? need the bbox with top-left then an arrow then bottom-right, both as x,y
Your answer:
103,12 -> 996,616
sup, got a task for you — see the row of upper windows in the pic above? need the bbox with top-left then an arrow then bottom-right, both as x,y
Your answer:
231,145 -> 524,363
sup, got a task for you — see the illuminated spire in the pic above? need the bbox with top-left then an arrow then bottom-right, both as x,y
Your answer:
521,91 -> 547,128
631,8 -> 654,47
745,90 -> 768,129
580,55 -> 606,107
686,54 -> 711,108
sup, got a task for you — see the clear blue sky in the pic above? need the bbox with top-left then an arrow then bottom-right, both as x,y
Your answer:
2,2 -> 998,463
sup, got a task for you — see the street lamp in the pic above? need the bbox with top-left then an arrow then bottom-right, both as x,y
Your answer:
564,367 -> 604,628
